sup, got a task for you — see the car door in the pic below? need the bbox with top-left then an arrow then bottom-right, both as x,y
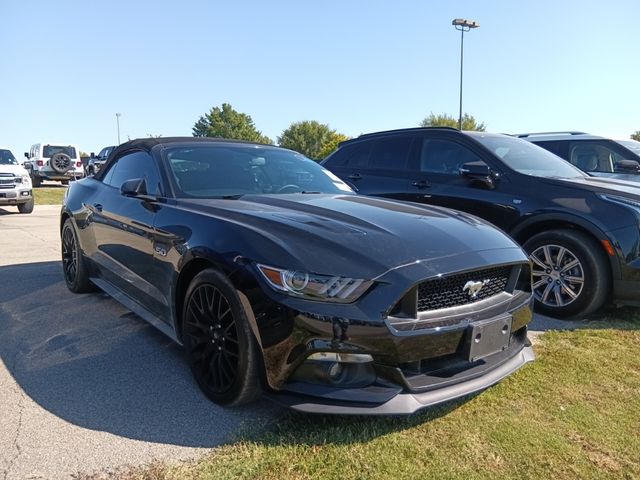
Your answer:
89,150 -> 166,316
323,134 -> 419,200
405,133 -> 522,232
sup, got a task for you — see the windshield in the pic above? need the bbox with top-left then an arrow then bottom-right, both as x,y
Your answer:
166,145 -> 355,198
0,149 -> 18,165
472,134 -> 585,178
98,146 -> 115,159
616,140 -> 640,157
43,145 -> 77,158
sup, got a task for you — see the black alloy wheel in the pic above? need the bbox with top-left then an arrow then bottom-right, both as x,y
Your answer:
61,218 -> 94,293
183,269 -> 262,406
523,229 -> 609,318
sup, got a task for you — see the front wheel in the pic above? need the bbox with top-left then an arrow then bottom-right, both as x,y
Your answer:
31,175 -> 42,187
17,198 -> 34,214
61,218 -> 94,293
523,229 -> 609,318
182,268 -> 262,406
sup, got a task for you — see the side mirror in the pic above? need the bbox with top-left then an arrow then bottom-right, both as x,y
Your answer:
615,159 -> 640,174
459,161 -> 490,178
90,152 -> 96,159
24,152 -> 29,159
459,161 -> 496,189
120,178 -> 148,197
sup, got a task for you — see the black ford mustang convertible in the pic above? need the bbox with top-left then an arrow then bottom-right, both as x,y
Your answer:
60,137 -> 534,414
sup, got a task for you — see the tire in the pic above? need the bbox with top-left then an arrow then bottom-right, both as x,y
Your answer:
50,152 -> 72,173
182,268 -> 262,406
523,229 -> 609,318
17,198 -> 34,214
61,179 -> 69,185
31,175 -> 42,187
61,218 -> 94,293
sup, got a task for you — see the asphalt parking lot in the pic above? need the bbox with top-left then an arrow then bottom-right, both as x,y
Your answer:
0,205 -> 282,480
0,205 -> 579,479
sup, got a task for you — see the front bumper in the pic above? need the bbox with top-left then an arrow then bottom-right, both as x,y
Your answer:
249,281 -> 534,415
0,188 -> 32,205
269,343 -> 534,415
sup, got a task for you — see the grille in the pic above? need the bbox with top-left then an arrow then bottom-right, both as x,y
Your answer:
416,266 -> 512,312
0,176 -> 16,189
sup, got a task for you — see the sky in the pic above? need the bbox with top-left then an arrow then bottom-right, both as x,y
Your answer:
1,0 -> 639,157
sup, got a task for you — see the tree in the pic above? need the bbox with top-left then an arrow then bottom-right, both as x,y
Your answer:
420,112 -> 486,131
192,103 -> 272,144
278,121 -> 349,160
318,133 -> 350,159
631,131 -> 640,141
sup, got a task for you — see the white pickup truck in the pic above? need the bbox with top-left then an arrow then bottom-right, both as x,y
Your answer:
0,147 -> 34,213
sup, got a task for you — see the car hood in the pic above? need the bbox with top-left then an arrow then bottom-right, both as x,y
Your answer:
542,175 -> 640,198
178,194 -> 525,278
0,164 -> 28,176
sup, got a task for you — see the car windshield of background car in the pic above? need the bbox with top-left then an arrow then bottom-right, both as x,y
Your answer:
43,145 -> 77,158
167,145 -> 355,198
617,140 -> 640,157
0,150 -> 18,165
474,135 -> 585,179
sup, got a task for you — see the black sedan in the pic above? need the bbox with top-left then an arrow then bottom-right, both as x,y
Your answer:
60,137 -> 534,414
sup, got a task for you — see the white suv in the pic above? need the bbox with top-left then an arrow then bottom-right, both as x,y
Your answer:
0,148 -> 34,213
24,143 -> 84,186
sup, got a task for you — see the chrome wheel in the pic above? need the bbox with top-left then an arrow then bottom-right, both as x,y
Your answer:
184,284 -> 240,394
530,244 -> 585,307
62,225 -> 78,284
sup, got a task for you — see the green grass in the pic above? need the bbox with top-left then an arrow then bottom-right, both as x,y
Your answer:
33,186 -> 66,205
85,313 -> 640,480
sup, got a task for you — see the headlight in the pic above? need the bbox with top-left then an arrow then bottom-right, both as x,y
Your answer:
256,264 -> 373,303
21,175 -> 31,185
599,194 -> 640,214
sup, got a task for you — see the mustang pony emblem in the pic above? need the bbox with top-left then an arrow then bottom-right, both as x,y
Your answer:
463,280 -> 489,298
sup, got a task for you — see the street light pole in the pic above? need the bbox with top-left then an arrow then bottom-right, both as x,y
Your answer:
452,18 -> 479,130
115,113 -> 122,144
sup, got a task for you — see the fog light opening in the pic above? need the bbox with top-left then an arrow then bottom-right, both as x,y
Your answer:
290,351 -> 376,388
328,362 -> 344,381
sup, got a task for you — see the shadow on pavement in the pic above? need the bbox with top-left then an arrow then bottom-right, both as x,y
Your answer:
0,261 -> 282,448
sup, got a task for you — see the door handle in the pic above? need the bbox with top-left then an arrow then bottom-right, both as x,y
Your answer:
93,203 -> 103,212
411,180 -> 430,189
347,173 -> 362,180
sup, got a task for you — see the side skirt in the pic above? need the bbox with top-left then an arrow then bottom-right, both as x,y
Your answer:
90,277 -> 181,345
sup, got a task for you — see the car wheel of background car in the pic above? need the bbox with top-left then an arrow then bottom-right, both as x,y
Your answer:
50,152 -> 73,173
31,175 -> 42,187
61,218 -> 95,293
17,198 -> 34,214
523,229 -> 609,318
182,268 -> 262,406
61,179 -> 69,185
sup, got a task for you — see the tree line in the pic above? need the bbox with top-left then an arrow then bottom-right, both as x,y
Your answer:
193,104 -> 640,160
192,104 -> 486,160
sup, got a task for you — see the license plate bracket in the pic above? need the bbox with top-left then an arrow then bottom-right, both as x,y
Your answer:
463,315 -> 512,362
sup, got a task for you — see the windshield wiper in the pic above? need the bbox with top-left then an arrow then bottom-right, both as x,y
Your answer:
300,191 -> 322,194
221,194 -> 245,199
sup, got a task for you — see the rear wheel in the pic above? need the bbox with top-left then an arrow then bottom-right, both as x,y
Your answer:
31,175 -> 42,187
523,229 -> 609,318
182,268 -> 262,406
61,218 -> 94,293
